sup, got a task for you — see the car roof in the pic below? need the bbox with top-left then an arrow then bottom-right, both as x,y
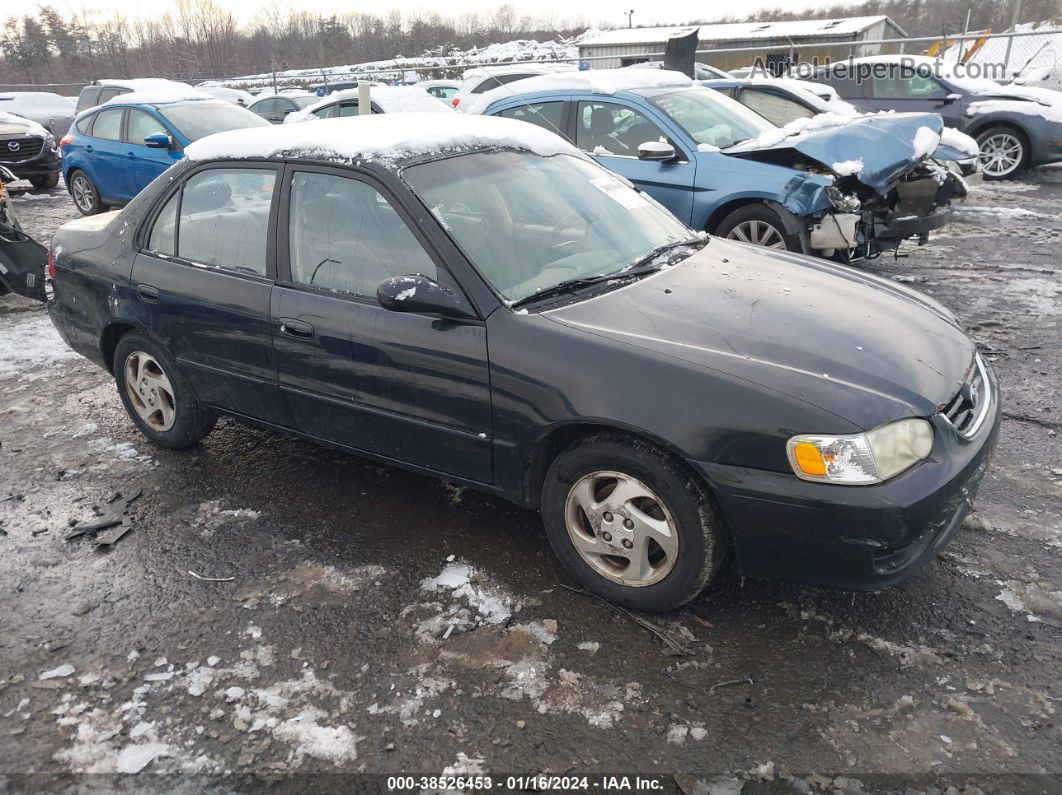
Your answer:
184,112 -> 581,168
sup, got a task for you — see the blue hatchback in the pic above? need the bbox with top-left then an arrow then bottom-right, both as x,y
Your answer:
474,71 -> 968,260
61,96 -> 269,215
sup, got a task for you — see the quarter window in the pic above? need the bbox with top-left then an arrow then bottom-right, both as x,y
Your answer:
287,171 -> 436,297
496,101 -> 565,137
91,109 -> 123,141
147,191 -> 179,256
576,101 -> 668,157
176,168 -> 276,275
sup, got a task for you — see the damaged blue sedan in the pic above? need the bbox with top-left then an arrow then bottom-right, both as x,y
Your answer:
472,70 -> 971,260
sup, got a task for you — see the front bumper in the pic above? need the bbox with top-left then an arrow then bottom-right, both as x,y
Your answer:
696,373 -> 1001,592
3,149 -> 62,180
876,206 -> 952,241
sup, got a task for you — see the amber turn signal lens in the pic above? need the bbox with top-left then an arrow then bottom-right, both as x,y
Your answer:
792,442 -> 827,476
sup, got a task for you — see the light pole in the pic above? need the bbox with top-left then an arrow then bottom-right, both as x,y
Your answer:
625,9 -> 634,29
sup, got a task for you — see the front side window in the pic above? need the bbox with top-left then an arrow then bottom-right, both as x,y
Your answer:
313,103 -> 338,119
126,109 -> 167,144
872,72 -> 947,100
576,102 -> 670,157
156,102 -> 269,142
737,89 -> 815,127
496,101 -> 565,137
288,172 -> 436,297
177,168 -> 275,275
404,151 -> 695,305
427,86 -> 457,99
91,108 -> 123,141
649,88 -> 775,149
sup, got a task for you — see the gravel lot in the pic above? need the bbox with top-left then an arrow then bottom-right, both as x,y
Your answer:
1,171 -> 1060,792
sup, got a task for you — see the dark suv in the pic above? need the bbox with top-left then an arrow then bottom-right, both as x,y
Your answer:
810,55 -> 1062,180
0,112 -> 61,189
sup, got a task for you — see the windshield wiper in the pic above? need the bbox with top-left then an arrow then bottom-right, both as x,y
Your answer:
511,239 -> 706,309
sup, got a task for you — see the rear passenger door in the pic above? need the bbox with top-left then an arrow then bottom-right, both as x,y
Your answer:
274,165 -> 493,482
131,163 -> 289,424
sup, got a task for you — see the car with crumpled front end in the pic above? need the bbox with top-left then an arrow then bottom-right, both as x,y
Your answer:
44,113 -> 1000,611
471,69 -> 970,261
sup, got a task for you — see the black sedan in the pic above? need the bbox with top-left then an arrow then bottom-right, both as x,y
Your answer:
44,114 -> 1000,611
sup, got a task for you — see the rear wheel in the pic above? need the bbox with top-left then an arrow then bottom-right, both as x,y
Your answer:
542,434 -> 725,611
68,170 -> 101,215
30,173 -> 60,190
113,332 -> 216,449
976,125 -> 1029,180
715,203 -> 803,252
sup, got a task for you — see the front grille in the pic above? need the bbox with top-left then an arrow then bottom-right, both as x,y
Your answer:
942,354 -> 990,437
0,137 -> 45,163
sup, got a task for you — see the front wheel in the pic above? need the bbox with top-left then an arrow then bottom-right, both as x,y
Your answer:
976,126 -> 1029,180
542,434 -> 726,611
715,203 -> 803,252
113,332 -> 216,449
68,170 -> 101,215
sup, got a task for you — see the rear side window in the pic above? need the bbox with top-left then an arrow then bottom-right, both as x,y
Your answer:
495,101 -> 565,137
471,73 -> 537,94
74,115 -> 93,134
76,87 -> 100,111
91,109 -> 124,141
96,87 -> 124,104
737,89 -> 815,127
175,168 -> 276,275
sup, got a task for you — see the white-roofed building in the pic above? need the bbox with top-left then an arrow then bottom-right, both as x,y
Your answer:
577,16 -> 907,73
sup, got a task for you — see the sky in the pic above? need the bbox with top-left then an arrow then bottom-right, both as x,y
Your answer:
51,0 -> 823,28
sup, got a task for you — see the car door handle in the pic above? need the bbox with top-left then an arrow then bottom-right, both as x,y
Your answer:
278,318 -> 314,339
136,284 -> 159,302
85,145 -> 94,153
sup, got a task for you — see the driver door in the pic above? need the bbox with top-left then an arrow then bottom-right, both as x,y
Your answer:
273,165 -> 493,482
574,99 -> 697,225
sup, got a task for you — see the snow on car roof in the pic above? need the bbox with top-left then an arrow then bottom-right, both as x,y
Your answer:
0,92 -> 74,110
103,89 -> 216,106
287,85 -> 453,123
465,68 -> 693,115
97,78 -> 192,90
185,111 -> 582,164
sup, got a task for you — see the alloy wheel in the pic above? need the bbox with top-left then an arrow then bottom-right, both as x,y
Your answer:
563,470 -> 679,587
979,133 -> 1024,178
124,351 -> 176,432
71,174 -> 94,213
727,219 -> 786,248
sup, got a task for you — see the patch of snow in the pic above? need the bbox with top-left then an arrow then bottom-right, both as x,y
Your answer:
465,67 -> 691,115
115,742 -> 169,774
186,112 -> 579,165
913,126 -> 941,159
939,126 -> 980,158
577,641 -> 600,655
831,158 -> 864,176
953,205 -> 1055,221
40,664 -> 75,680
395,287 -> 416,301
421,561 -> 513,625
104,90 -> 214,106
273,708 -> 359,764
0,313 -> 82,379
0,110 -> 52,139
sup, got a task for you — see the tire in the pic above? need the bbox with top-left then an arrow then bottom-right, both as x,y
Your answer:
68,169 -> 102,215
30,173 -> 60,190
976,125 -> 1030,181
541,433 -> 726,612
714,203 -> 804,252
113,331 -> 216,449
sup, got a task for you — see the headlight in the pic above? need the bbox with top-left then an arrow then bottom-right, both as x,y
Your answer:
825,185 -> 861,213
786,418 -> 934,485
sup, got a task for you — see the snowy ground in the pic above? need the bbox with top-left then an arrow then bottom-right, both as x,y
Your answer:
0,171 -> 1060,791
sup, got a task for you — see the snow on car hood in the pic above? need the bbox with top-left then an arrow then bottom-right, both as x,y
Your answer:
964,85 -> 1062,124
0,110 -> 49,138
722,112 -> 946,192
545,238 -> 973,429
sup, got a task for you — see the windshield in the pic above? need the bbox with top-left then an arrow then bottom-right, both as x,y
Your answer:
157,101 -> 269,142
650,88 -> 775,149
403,151 -> 696,305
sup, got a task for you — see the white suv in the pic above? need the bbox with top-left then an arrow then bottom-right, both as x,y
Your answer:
450,64 -> 575,111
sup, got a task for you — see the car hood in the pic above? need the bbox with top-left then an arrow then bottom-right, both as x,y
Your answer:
0,119 -> 34,136
544,239 -> 974,430
723,112 -> 945,192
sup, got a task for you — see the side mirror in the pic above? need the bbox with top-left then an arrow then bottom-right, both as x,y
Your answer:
144,133 -> 173,149
943,93 -> 962,104
638,140 -> 677,161
377,274 -> 473,319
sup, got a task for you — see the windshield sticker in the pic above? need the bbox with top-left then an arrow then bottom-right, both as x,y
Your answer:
590,177 -> 650,210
